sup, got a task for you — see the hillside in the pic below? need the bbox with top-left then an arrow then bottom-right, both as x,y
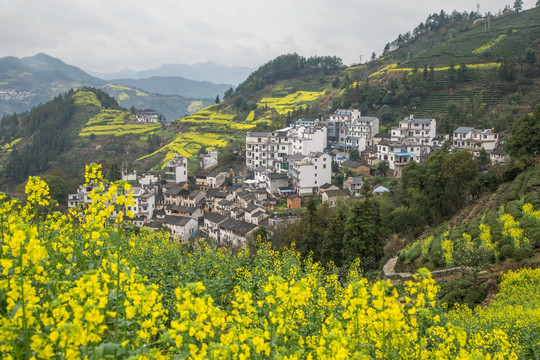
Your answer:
136,7 -> 540,169
0,53 -> 213,119
394,160 -> 540,307
333,6 -> 540,130
0,7 -> 539,185
0,88 -> 175,188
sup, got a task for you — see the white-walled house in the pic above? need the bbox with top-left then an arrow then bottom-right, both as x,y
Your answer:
326,109 -> 379,147
289,152 -> 332,195
219,219 -> 258,248
200,149 -> 218,170
391,115 -> 436,146
133,191 -> 155,220
490,149 -> 510,164
138,173 -> 159,187
67,183 -> 97,209
290,124 -> 327,156
376,141 -> 431,177
163,215 -> 198,242
264,173 -> 289,195
322,189 -> 350,206
343,177 -> 364,196
136,110 -> 159,123
165,154 -> 188,184
245,123 -> 327,171
347,116 -> 379,148
452,127 -> 499,155
202,213 -> 227,240
121,170 -> 137,181
246,132 -> 279,170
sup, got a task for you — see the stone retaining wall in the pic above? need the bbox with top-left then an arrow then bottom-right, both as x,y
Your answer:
383,256 -> 462,281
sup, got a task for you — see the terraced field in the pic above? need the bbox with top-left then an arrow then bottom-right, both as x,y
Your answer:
79,109 -> 160,137
137,131 -> 228,164
257,90 -> 324,115
178,106 -> 255,130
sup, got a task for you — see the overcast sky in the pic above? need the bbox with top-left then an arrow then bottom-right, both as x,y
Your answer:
0,0 -> 536,73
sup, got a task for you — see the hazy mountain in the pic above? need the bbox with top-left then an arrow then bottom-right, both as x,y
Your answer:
112,76 -> 232,99
0,53 -> 212,118
87,68 -> 137,80
19,53 -> 105,85
112,61 -> 254,85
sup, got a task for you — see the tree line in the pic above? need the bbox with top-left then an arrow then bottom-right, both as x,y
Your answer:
274,189 -> 385,276
382,10 -> 482,56
234,53 -> 343,96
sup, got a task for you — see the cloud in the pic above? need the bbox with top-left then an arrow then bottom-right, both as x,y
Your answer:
0,0 -> 536,72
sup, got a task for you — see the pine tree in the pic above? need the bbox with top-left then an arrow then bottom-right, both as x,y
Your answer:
342,200 -> 382,270
321,206 -> 347,267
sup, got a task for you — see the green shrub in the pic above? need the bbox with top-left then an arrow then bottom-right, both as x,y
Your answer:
428,236 -> 445,268
500,244 -> 515,260
514,247 -> 534,262
464,287 -> 488,307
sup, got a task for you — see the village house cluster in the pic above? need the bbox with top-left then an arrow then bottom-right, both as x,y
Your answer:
246,109 -> 508,184
68,108 -> 508,247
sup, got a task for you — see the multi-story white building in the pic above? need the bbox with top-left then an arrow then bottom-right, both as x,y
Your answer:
326,109 -> 379,149
246,123 -> 327,171
246,132 -> 277,170
200,149 -> 218,170
136,109 -> 159,123
134,192 -> 156,220
290,124 -> 327,155
289,152 -> 332,195
377,141 -> 432,177
391,115 -> 436,146
165,154 -> 188,184
67,183 -> 97,208
452,127 -> 499,155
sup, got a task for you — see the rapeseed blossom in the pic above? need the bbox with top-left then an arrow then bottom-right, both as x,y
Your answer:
0,167 -> 536,359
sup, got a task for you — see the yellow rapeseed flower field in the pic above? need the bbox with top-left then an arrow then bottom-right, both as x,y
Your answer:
0,167 -> 538,359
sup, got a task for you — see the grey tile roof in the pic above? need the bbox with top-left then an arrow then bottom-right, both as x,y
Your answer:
454,126 -> 475,134
220,218 -> 257,236
324,189 -> 350,197
203,213 -> 227,224
164,215 -> 193,226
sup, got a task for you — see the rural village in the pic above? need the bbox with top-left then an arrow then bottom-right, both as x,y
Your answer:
68,108 -> 508,247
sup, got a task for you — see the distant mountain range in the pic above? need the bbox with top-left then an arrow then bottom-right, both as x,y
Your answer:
0,53 -> 248,119
89,61 -> 254,85
111,76 -> 232,100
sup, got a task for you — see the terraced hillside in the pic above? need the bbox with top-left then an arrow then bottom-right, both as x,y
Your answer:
0,89 -> 174,184
398,162 -> 540,272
